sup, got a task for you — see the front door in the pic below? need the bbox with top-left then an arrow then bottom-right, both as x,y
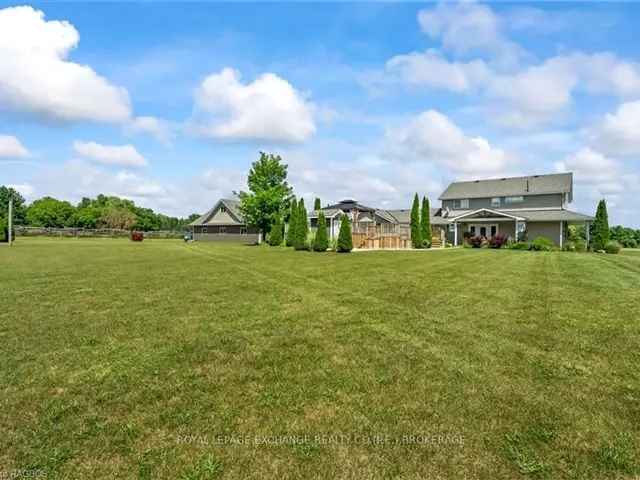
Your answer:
469,224 -> 498,238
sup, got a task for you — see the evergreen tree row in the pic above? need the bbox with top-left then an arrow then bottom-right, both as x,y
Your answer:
267,196 -> 352,252
410,193 -> 432,248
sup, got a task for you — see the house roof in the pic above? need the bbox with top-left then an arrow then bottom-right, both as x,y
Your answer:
189,198 -> 244,226
511,209 -> 593,222
383,208 -> 442,224
439,173 -> 573,201
323,199 -> 377,212
308,209 -> 343,219
440,208 -> 593,223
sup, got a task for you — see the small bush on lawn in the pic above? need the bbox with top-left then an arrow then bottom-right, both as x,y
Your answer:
268,217 -> 283,246
605,240 -> 621,254
0,218 -> 6,242
130,231 -> 144,242
530,236 -> 554,251
469,236 -> 483,248
509,241 -> 530,250
336,215 -> 352,253
489,233 -> 508,249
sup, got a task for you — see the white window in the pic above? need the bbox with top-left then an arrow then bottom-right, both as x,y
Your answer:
220,226 -> 226,234
491,197 -> 501,207
454,199 -> 469,209
505,196 -> 524,204
219,205 -> 226,213
448,223 -> 456,232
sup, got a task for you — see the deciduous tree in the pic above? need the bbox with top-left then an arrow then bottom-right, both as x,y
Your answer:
238,152 -> 292,239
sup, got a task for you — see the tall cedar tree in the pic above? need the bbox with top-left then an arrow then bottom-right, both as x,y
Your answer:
592,199 -> 610,250
313,212 -> 329,251
295,199 -> 309,250
410,193 -> 422,248
420,196 -> 431,248
314,198 -> 321,210
268,216 -> 283,246
238,152 -> 292,239
337,214 -> 353,252
285,198 -> 298,246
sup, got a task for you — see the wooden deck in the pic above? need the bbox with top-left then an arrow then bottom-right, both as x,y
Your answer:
351,224 -> 443,250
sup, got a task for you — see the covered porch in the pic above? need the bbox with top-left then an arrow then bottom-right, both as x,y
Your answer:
447,208 -> 593,247
448,209 -> 526,246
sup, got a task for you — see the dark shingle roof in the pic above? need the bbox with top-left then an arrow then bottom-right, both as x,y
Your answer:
189,198 -> 243,226
439,173 -> 573,200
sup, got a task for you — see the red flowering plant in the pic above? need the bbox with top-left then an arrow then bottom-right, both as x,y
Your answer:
489,233 -> 508,248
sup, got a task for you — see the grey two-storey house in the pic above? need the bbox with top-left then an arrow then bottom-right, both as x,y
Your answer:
432,172 -> 593,247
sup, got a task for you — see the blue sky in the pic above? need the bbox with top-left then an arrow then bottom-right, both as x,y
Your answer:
1,2 -> 639,226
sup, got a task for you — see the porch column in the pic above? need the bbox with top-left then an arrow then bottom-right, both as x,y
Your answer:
454,222 -> 458,246
514,220 -> 518,242
585,221 -> 590,248
559,221 -> 563,249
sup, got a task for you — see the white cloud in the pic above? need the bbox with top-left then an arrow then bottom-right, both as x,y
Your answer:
0,135 -> 30,158
418,2 -> 526,68
191,67 -> 316,143
0,6 -> 131,123
386,50 -> 490,93
73,141 -> 148,167
7,183 -> 35,200
385,110 -> 512,177
380,2 -> 640,130
126,116 -> 174,145
588,101 -> 640,156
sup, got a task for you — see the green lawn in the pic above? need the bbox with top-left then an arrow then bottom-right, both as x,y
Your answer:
1,238 -> 639,479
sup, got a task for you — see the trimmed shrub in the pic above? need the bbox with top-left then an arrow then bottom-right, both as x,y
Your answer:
605,240 -> 621,254
420,196 -> 431,248
313,212 -> 329,252
489,233 -> 508,249
130,231 -> 144,242
268,217 -> 283,246
410,193 -> 422,248
294,199 -> 309,250
336,215 -> 353,253
530,236 -> 554,251
0,217 -> 6,242
509,241 -> 530,250
591,199 -> 610,250
285,199 -> 297,247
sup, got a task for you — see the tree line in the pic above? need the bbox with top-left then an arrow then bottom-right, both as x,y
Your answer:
0,186 -> 199,232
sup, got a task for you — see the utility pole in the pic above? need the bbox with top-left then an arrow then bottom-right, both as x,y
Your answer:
8,197 -> 12,246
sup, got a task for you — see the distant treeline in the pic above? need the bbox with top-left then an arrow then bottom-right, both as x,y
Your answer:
1,186 -> 199,232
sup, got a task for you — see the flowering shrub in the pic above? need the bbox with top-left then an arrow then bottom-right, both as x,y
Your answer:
130,231 -> 144,242
469,235 -> 483,248
489,233 -> 508,249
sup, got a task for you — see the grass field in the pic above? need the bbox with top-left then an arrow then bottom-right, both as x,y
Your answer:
2,238 -> 639,479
